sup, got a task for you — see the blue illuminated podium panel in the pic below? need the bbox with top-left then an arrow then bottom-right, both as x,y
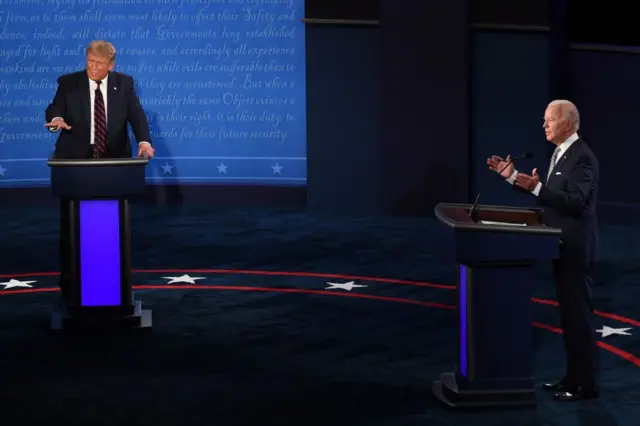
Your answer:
78,200 -> 124,307
432,203 -> 561,409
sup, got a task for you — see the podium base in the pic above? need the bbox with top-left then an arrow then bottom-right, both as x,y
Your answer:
51,300 -> 152,333
432,372 -> 536,410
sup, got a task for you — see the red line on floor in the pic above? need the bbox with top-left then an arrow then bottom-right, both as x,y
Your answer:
0,284 -> 638,368
533,321 -> 640,368
138,284 -> 457,309
0,270 -> 456,289
532,297 -> 640,328
1,269 -> 639,328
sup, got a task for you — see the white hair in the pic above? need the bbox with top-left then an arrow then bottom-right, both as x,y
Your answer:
548,99 -> 580,131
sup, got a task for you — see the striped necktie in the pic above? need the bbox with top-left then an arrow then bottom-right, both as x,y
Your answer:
546,147 -> 561,181
92,80 -> 107,158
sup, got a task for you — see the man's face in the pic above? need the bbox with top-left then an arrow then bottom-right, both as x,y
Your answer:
86,53 -> 114,81
542,105 -> 571,145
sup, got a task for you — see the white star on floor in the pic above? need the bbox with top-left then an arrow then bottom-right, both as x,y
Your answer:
597,325 -> 632,338
162,274 -> 205,284
1,279 -> 36,289
325,281 -> 367,291
0,164 -> 6,176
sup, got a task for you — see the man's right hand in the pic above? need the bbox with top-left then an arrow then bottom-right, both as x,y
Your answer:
487,154 -> 514,178
44,118 -> 71,132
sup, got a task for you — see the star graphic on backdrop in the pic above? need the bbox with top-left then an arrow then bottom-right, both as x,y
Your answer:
162,274 -> 205,284
0,164 -> 6,176
217,162 -> 228,174
161,162 -> 174,174
596,325 -> 632,338
1,279 -> 36,289
271,162 -> 283,175
325,281 -> 367,291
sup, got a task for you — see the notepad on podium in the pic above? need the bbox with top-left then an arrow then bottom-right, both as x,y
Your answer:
479,220 -> 527,226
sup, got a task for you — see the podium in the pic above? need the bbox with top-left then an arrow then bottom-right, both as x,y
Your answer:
431,202 -> 561,409
48,157 -> 152,332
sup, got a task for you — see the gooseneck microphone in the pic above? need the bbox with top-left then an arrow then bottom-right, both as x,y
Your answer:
468,192 -> 481,219
471,152 -> 534,221
497,151 -> 534,175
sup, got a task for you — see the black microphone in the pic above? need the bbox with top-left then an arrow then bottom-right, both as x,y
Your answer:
497,151 -> 534,175
468,192 -> 481,219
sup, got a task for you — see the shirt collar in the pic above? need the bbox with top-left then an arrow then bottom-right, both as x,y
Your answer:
556,132 -> 578,154
89,73 -> 109,88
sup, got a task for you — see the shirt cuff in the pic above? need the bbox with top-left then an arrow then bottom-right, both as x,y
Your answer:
532,182 -> 542,196
138,141 -> 151,146
506,170 -> 518,185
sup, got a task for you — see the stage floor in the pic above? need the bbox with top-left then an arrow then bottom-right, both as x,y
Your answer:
0,205 -> 638,425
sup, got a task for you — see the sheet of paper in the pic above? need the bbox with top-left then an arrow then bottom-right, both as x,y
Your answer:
479,220 -> 527,227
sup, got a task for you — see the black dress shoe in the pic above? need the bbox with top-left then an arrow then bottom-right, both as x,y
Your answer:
541,380 -> 567,391
554,386 -> 599,401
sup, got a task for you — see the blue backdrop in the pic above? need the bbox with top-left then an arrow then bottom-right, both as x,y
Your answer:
0,0 -> 307,187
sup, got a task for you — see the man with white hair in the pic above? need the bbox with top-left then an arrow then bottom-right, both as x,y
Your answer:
487,100 -> 600,401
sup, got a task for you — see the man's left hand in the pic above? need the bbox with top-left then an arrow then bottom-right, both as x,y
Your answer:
515,168 -> 540,191
138,143 -> 155,159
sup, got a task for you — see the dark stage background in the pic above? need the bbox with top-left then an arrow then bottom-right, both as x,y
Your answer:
308,0 -> 640,217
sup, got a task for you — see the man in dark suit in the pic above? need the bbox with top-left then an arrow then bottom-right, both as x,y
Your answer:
43,40 -> 155,303
487,100 -> 599,401
44,40 -> 155,159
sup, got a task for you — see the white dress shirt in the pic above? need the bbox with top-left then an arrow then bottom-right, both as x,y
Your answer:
89,75 -> 108,145
507,133 -> 579,196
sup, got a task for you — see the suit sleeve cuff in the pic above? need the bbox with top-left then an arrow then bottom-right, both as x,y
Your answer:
506,170 -> 518,185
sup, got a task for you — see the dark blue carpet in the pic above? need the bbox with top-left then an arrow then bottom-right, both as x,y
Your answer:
0,205 -> 638,425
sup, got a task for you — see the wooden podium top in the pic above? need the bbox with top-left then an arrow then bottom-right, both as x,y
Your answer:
434,203 -> 561,235
48,157 -> 149,167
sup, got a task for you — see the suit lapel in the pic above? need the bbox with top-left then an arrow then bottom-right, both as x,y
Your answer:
555,138 -> 580,170
107,72 -> 118,136
546,139 -> 581,184
78,76 -> 90,126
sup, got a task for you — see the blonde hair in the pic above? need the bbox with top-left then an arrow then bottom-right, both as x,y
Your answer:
86,40 -> 117,62
548,99 -> 580,131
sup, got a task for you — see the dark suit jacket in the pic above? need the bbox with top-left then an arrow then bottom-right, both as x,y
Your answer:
517,138 -> 599,266
45,70 -> 151,159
